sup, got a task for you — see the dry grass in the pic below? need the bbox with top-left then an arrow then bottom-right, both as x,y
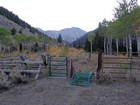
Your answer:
70,52 -> 98,72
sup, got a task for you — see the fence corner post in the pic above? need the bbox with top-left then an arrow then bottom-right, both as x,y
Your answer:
96,49 -> 103,79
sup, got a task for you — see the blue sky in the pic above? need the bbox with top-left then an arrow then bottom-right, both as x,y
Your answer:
0,0 -> 140,32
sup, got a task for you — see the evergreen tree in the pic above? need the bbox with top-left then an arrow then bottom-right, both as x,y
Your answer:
84,38 -> 90,52
11,28 -> 16,35
19,30 -> 22,34
57,34 -> 62,43
93,31 -> 104,51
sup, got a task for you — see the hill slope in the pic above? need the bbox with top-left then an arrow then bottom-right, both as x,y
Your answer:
0,14 -> 34,35
0,6 -> 46,36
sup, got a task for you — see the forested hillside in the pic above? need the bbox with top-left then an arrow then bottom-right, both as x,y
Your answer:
72,30 -> 96,48
0,7 -> 51,53
0,6 -> 43,35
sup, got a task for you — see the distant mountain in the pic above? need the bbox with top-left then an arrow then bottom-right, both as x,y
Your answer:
0,6 -> 47,36
72,29 -> 96,47
43,27 -> 87,43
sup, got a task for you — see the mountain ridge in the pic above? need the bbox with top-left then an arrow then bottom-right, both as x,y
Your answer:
41,27 -> 87,43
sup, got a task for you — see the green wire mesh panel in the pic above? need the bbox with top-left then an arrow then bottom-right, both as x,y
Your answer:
70,70 -> 94,87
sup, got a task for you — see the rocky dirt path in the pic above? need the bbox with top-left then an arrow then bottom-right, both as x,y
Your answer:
0,78 -> 140,105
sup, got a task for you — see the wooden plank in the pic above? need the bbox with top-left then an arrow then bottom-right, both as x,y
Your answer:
131,67 -> 140,70
103,57 -> 131,59
51,72 -> 67,74
0,60 -> 20,63
108,71 -> 127,74
0,69 -> 40,73
35,65 -> 42,79
0,64 -> 42,79
50,64 -> 66,66
21,60 -> 42,63
50,60 -> 66,62
51,56 -> 66,58
0,63 -> 17,66
103,62 -> 130,64
50,68 -> 66,70
103,67 -> 130,69
0,60 -> 43,64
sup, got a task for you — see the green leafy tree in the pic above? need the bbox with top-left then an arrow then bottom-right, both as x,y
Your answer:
0,28 -> 12,53
14,33 -> 27,52
2,35 -> 13,53
113,0 -> 138,56
88,32 -> 95,53
96,0 -> 139,56
38,35 -> 51,51
26,35 -> 37,52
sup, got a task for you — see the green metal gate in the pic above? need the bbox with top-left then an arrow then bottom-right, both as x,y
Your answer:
48,56 -> 68,78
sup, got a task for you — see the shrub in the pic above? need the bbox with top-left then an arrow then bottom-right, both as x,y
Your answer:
9,72 -> 29,84
0,72 -> 29,93
0,73 -> 13,92
95,73 -> 114,84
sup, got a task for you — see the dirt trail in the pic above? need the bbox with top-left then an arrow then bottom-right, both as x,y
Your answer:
0,78 -> 140,105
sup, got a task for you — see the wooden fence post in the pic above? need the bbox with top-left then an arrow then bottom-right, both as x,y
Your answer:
68,59 -> 74,79
68,59 -> 71,79
47,54 -> 51,76
96,50 -> 103,79
71,60 -> 74,78
41,54 -> 47,68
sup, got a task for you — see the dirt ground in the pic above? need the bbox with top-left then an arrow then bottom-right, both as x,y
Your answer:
0,78 -> 140,105
0,53 -> 140,105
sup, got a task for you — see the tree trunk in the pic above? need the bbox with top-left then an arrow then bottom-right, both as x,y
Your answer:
123,38 -> 125,47
116,38 -> 119,55
136,35 -> 140,57
128,35 -> 132,57
125,36 -> 129,56
104,37 -> 106,54
43,43 -> 46,51
107,37 -> 109,54
0,44 -> 2,53
110,36 -> 112,55
29,43 -> 32,52
3,44 -> 6,54
19,43 -> 23,52
90,41 -> 92,53
108,36 -> 112,55
8,46 -> 10,53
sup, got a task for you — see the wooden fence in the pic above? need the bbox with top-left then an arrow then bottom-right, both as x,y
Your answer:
98,52 -> 140,80
0,53 -> 75,79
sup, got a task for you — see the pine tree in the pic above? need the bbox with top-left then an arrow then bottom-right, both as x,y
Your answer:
11,28 -> 16,35
84,38 -> 90,52
57,34 -> 62,43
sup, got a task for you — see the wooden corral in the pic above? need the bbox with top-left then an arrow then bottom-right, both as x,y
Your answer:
97,52 -> 140,81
